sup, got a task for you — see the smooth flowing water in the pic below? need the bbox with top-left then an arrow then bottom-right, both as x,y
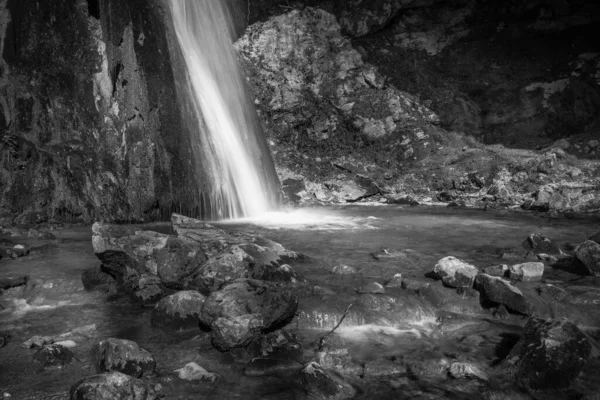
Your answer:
168,0 -> 280,219
1,206 -> 599,399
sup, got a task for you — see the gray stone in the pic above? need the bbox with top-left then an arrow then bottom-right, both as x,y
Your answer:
575,240 -> 600,276
474,274 -> 531,315
434,256 -> 478,288
34,344 -> 74,368
331,264 -> 357,275
69,372 -> 162,400
504,318 -> 591,396
91,338 -> 155,378
508,262 -> 545,281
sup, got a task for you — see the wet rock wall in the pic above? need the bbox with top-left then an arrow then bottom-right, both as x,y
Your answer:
0,0 -> 203,224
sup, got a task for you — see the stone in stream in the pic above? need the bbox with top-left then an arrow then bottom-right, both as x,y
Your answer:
69,372 -> 162,400
574,240 -> 600,276
508,262 -> 545,281
33,344 -> 74,368
522,233 -> 560,255
174,362 -> 220,383
91,338 -> 156,378
200,279 -> 299,351
331,264 -> 357,275
151,290 -> 206,331
537,284 -> 568,301
448,362 -> 489,381
474,274 -> 531,315
503,318 -> 591,396
433,256 -> 478,288
296,362 -> 356,400
371,247 -> 408,260
385,273 -> 403,288
357,281 -> 385,294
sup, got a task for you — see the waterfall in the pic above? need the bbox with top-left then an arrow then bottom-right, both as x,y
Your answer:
167,0 -> 281,220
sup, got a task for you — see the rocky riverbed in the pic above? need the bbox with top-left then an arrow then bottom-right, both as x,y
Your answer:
1,208 -> 600,399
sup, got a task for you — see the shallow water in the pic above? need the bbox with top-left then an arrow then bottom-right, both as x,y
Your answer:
1,206 -> 599,399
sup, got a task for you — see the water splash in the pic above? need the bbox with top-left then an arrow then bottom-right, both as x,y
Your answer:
168,0 -> 280,219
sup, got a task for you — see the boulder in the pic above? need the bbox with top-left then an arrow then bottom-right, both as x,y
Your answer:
504,318 -> 591,396
522,233 -> 560,255
508,262 -> 545,281
33,344 -> 74,368
474,274 -> 531,315
433,256 -> 478,288
151,290 -> 206,331
69,372 -> 162,400
481,265 -> 507,277
574,240 -> 600,276
200,279 -> 299,351
91,338 -> 155,378
537,284 -> 568,301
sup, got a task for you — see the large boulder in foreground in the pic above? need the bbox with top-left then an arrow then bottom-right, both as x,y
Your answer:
200,279 -> 299,350
433,256 -> 478,288
91,338 -> 155,378
70,372 -> 162,400
474,274 -> 531,315
504,318 -> 591,396
151,290 -> 206,331
575,240 -> 600,277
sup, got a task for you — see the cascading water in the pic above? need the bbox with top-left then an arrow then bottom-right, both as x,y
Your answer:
167,0 -> 281,220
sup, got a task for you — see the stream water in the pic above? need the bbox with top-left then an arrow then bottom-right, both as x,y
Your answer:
1,206 -> 599,399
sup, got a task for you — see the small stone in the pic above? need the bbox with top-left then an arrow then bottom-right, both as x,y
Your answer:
508,262 -> 544,281
385,273 -> 403,288
357,282 -> 385,294
331,265 -> 357,275
448,362 -> 488,381
174,362 -> 220,382
538,284 -> 568,301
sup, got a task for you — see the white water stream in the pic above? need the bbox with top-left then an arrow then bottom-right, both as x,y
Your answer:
169,0 -> 280,219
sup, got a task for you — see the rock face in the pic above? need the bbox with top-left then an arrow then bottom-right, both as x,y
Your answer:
151,290 -> 206,331
504,318 -> 591,396
474,274 -> 530,315
433,256 -> 478,288
70,372 -> 162,400
91,338 -> 156,378
575,240 -> 600,276
200,279 -> 299,351
0,0 -> 211,224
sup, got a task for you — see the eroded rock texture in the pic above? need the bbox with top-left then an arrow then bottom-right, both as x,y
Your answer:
0,0 -> 204,224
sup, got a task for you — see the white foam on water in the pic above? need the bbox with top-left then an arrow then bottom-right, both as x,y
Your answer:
221,209 -> 381,231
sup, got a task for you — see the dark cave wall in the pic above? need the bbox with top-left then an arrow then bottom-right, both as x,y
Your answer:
0,0 -> 200,224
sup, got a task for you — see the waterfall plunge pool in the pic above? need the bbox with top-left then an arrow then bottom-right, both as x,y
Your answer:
1,205 -> 599,399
